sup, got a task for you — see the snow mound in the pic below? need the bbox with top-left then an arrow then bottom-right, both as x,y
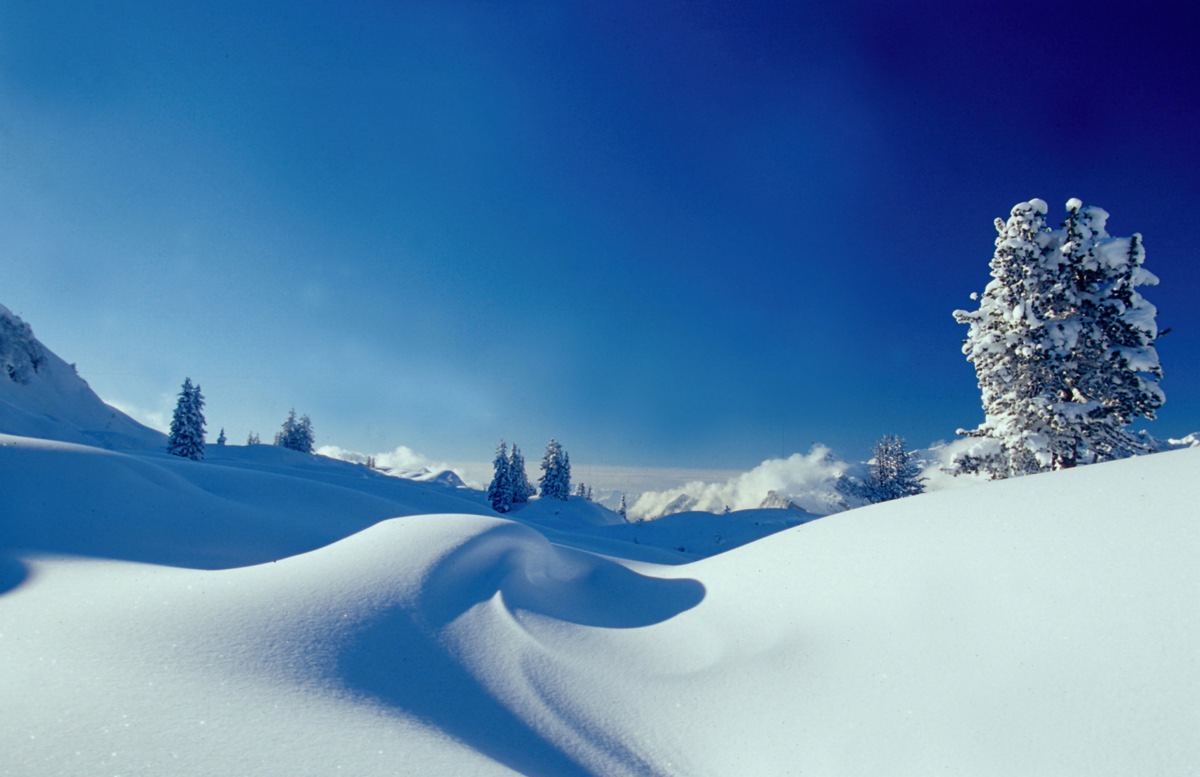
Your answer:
2,402 -> 1197,774
0,434 -> 493,570
0,304 -> 164,450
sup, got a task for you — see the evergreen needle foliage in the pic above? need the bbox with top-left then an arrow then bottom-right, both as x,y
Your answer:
953,198 -> 1164,477
167,377 -> 206,461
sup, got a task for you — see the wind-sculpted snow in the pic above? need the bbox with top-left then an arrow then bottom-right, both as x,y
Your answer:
332,517 -> 704,776
415,520 -> 705,629
0,433 -> 494,569
2,439 -> 1198,775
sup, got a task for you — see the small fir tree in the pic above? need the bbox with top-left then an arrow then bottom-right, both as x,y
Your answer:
486,440 -> 513,513
274,409 -> 315,453
838,435 -> 925,504
508,444 -> 535,504
538,439 -> 571,500
246,432 -> 260,445
618,494 -> 628,521
216,428 -> 226,446
166,378 -> 206,461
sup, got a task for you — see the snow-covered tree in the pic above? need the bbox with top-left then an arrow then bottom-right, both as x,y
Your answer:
574,482 -> 587,499
538,439 -> 571,500
246,431 -> 260,445
953,198 -> 1164,477
508,444 -> 535,504
274,409 -> 315,453
486,440 -> 513,513
216,428 -> 226,446
167,378 -> 206,461
1053,202 -> 1164,462
876,435 -> 924,501
618,494 -> 628,521
837,435 -> 924,504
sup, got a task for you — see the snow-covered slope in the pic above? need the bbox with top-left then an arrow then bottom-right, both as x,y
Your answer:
0,435 -> 494,570
0,305 -> 164,450
3,436 -> 1196,775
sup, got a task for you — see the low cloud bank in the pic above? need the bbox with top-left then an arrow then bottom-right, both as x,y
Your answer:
317,444 -> 466,483
626,439 -> 1009,521
628,445 -> 852,521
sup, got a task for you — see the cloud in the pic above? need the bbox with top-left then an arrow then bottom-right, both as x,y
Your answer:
629,445 -> 851,521
316,444 -> 468,482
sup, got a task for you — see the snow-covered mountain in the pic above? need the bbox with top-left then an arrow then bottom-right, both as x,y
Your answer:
0,304 -> 164,450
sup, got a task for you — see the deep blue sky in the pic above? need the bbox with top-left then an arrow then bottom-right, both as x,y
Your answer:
2,1 -> 1197,470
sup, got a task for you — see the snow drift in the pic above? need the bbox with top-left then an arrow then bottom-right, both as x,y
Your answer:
2,303 -> 1196,775
3,437 -> 1196,775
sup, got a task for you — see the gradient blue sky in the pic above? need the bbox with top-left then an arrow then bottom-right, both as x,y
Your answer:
2,1 -> 1197,470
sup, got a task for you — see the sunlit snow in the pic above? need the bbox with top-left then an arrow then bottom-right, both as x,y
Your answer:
3,309 -> 1197,776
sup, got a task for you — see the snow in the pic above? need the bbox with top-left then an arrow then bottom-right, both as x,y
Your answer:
5,440 -> 1197,775
3,312 -> 1198,775
0,307 -> 164,451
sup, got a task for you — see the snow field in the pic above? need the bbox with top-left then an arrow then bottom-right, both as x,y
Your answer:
4,438 -> 1197,775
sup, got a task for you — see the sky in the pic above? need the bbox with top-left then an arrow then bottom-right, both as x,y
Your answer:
1,0 -> 1197,474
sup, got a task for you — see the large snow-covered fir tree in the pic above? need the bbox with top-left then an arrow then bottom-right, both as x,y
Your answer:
538,439 -> 571,500
507,444 -> 535,504
166,378 -> 206,461
486,440 -> 513,513
274,409 -> 315,454
954,198 -> 1164,477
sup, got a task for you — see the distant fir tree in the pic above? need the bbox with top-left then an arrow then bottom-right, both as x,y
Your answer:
953,198 -> 1164,477
618,494 -> 628,521
166,378 -> 206,461
246,431 -> 260,445
575,482 -> 587,499
274,409 -> 315,453
216,428 -> 226,446
486,440 -> 513,513
837,435 -> 925,504
507,444 -> 535,504
538,439 -> 571,500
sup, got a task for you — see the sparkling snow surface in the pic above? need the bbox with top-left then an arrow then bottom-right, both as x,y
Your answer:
3,433 -> 1197,776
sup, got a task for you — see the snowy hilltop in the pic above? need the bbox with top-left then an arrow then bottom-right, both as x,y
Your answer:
0,304 -> 164,450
